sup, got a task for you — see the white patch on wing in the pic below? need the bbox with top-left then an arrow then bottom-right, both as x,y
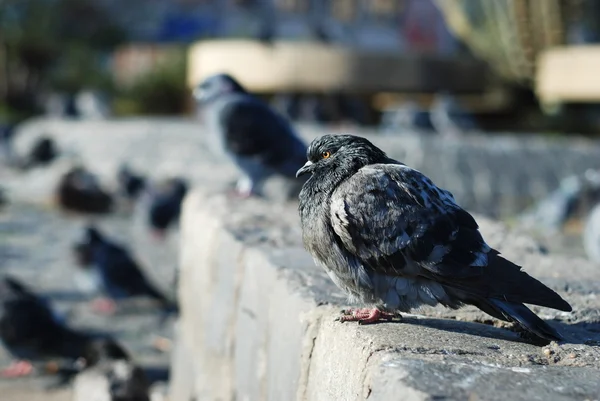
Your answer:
330,196 -> 350,227
428,244 -> 450,263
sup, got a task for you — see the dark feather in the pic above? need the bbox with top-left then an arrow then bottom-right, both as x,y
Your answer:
148,178 -> 187,232
217,95 -> 307,174
0,276 -> 93,362
195,74 -> 307,196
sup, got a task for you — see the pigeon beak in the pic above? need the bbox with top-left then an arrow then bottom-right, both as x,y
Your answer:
296,161 -> 313,178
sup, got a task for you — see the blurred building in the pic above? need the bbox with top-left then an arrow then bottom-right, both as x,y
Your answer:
99,0 -> 459,53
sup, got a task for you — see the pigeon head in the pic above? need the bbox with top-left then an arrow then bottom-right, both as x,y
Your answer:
117,164 -> 132,180
82,337 -> 130,367
84,225 -> 103,244
170,178 -> 188,197
193,73 -> 246,103
72,225 -> 103,266
296,134 -> 388,181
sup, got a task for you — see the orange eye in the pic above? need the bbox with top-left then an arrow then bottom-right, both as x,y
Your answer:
322,151 -> 331,159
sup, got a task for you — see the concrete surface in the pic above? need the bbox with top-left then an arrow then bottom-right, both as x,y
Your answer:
2,118 -> 600,400
0,203 -> 173,401
173,186 -> 600,401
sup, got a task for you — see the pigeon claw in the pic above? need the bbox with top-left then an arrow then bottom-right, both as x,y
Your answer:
1,360 -> 34,378
336,308 -> 399,325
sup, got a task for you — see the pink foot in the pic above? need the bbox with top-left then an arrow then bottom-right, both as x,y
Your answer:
1,360 -> 34,378
151,229 -> 166,241
91,297 -> 117,315
226,188 -> 252,199
336,308 -> 400,325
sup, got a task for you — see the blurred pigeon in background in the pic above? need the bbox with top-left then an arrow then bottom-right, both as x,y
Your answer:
430,92 -> 479,137
584,203 -> 600,263
72,225 -> 176,314
520,169 -> 600,233
117,164 -> 147,202
0,276 -> 94,378
379,100 -> 435,135
297,134 -> 572,345
193,73 -> 307,199
0,123 -> 16,166
21,135 -> 58,169
520,175 -> 582,233
147,177 -> 188,238
56,166 -> 114,214
0,186 -> 7,208
72,338 -> 150,401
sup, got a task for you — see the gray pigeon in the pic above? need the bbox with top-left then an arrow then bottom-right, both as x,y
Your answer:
297,134 -> 572,344
72,338 -> 150,401
584,203 -> 600,263
193,73 -> 307,198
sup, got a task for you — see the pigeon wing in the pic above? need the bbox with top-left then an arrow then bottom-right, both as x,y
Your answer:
102,246 -> 169,303
329,164 -> 571,310
330,163 -> 486,279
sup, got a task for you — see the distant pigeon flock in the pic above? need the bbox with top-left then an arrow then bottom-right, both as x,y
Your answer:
297,134 -> 571,345
193,73 -> 307,199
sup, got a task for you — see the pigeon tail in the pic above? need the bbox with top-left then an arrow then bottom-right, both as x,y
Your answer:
472,252 -> 572,312
487,299 -> 564,343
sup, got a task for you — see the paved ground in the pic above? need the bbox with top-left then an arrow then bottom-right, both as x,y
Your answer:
0,200 -> 176,399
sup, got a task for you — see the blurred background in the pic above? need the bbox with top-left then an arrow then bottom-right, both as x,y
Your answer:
2,0 -> 600,131
2,0 -> 600,400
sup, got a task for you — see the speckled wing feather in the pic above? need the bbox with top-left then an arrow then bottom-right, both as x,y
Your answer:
329,163 -> 571,310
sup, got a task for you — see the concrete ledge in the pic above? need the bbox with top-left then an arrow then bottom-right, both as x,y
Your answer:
172,188 -> 600,401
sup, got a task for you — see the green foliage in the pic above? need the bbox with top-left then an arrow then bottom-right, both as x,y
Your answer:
49,45 -> 115,94
114,56 -> 189,116
0,0 -> 126,119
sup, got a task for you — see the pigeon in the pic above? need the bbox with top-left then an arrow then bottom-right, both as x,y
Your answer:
380,101 -> 434,135
297,134 -> 572,344
22,136 -> 58,169
72,225 -> 176,314
584,203 -> 600,263
117,164 -> 147,201
0,186 -> 7,208
193,73 -> 307,198
429,92 -> 479,137
0,123 -> 16,165
57,166 -> 113,214
147,178 -> 188,238
0,276 -> 94,377
73,338 -> 150,401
